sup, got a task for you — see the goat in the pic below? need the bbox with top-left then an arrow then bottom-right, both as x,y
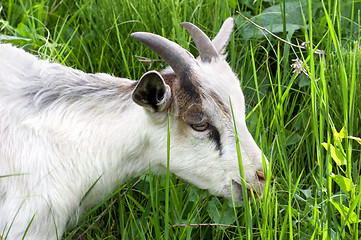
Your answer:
0,18 -> 268,239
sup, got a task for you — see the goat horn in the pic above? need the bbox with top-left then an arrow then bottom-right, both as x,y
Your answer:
180,22 -> 219,62
212,17 -> 234,54
130,32 -> 196,79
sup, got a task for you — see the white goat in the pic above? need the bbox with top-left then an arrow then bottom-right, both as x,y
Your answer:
0,18 -> 268,239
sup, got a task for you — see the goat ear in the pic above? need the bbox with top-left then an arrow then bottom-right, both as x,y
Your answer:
212,17 -> 234,54
132,71 -> 171,112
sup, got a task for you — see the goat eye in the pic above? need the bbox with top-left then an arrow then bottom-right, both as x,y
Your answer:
190,122 -> 209,131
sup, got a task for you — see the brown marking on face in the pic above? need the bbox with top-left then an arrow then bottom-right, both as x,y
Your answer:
161,71 -> 205,121
160,71 -> 224,154
160,71 -> 207,134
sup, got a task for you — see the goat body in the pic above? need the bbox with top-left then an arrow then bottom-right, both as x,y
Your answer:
0,18 -> 268,239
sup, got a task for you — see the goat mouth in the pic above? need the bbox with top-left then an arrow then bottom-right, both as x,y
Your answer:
231,180 -> 260,201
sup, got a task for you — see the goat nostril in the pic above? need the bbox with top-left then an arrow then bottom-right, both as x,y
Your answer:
256,170 -> 265,182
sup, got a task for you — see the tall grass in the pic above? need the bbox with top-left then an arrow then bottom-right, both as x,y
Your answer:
1,0 -> 360,239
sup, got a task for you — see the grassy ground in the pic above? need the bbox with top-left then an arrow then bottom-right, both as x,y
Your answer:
1,0 -> 361,239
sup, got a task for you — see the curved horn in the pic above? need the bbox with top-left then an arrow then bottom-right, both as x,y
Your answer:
212,17 -> 234,54
180,22 -> 219,63
130,32 -> 196,79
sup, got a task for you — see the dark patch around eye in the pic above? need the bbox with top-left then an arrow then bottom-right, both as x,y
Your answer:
208,125 -> 222,154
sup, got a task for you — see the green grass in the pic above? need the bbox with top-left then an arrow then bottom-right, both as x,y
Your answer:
1,0 -> 361,239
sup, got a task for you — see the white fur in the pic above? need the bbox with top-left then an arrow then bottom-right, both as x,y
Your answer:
0,42 -> 268,240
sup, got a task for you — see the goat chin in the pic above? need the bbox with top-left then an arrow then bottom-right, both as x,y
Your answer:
0,17 -> 268,239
